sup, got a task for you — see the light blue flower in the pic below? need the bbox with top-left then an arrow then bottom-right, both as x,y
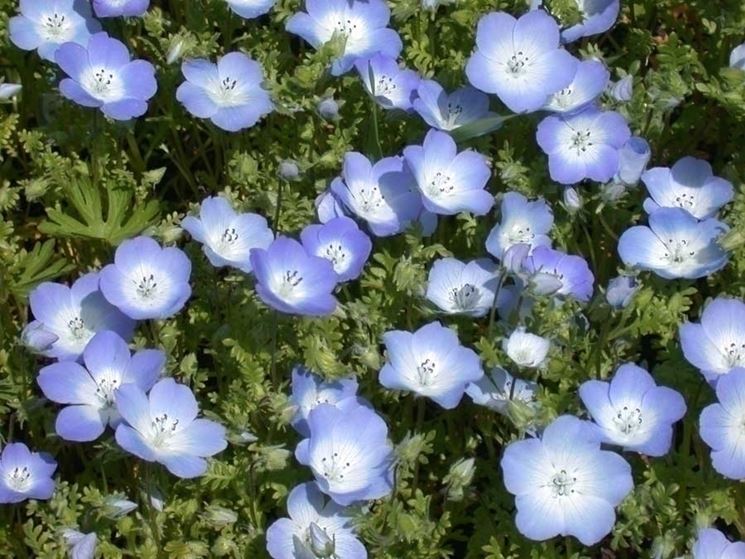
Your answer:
425,257 -> 499,317
615,136 -> 651,186
500,415 -> 633,545
92,0 -> 149,17
295,402 -> 394,505
466,10 -> 578,114
225,0 -> 275,19
641,156 -> 734,219
466,367 -> 538,416
543,59 -> 609,114
412,80 -> 492,131
300,217 -> 372,282
355,53 -> 420,111
0,442 -> 57,503
37,330 -> 163,442
485,192 -> 553,260
503,328 -> 550,368
609,75 -> 633,102
605,276 -> 638,308
731,43 -> 745,71
63,529 -> 97,559
9,0 -> 101,61
0,83 -> 22,100
558,0 -> 620,44
286,0 -> 402,76
114,378 -> 227,479
265,482 -> 367,559
579,363 -> 686,456
521,246 -> 595,302
403,129 -> 493,215
618,207 -> 729,280
693,528 -> 745,558
289,366 -> 360,436
379,321 -> 483,409
181,196 -> 273,274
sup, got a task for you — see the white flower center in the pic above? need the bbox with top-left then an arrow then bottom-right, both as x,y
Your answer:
673,192 -> 696,211
374,75 -> 396,97
548,469 -> 576,497
334,17 -> 360,37
67,316 -> 89,340
570,129 -> 594,155
277,270 -> 303,299
613,405 -> 643,435
94,376 -> 121,407
323,243 -> 348,271
354,185 -> 385,215
40,12 -> 74,42
552,87 -> 574,108
722,341 -> 745,369
148,413 -> 180,448
416,358 -> 437,386
660,237 -> 696,265
450,283 -> 479,310
444,102 -> 464,129
319,451 -> 353,483
134,273 -> 159,299
81,66 -> 124,102
207,76 -> 248,107
506,223 -> 534,245
426,171 -> 454,198
505,51 -> 531,76
6,466 -> 32,492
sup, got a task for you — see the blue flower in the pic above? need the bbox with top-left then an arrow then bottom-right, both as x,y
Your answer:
55,32 -> 158,121
315,190 -> 346,224
700,368 -> 745,480
286,0 -> 402,76
521,246 -> 595,302
92,0 -> 149,17
9,0 -> 101,62
37,330 -> 164,442
605,276 -> 639,309
266,482 -> 367,559
176,52 -> 274,132
300,217 -> 372,283
250,236 -> 338,316
100,236 -> 192,320
330,153 -> 423,237
295,402 -> 394,505
403,129 -> 493,215
543,59 -> 609,114
579,363 -> 686,456
289,366 -> 360,437
28,272 -> 135,361
63,530 -> 97,559
731,43 -> 745,71
500,415 -> 633,545
379,321 -> 483,409
618,207 -> 729,280
412,80 -> 492,131
466,10 -> 578,114
0,442 -> 57,503
609,75 -> 633,102
485,191 -> 553,260
355,54 -> 420,111
425,257 -> 499,317
20,321 -> 59,355
181,196 -> 274,274
680,297 -> 745,383
503,328 -> 550,369
225,0 -> 275,19
693,528 -> 745,558
558,0 -> 620,44
537,106 -> 631,185
466,367 -> 538,416
641,156 -> 734,219
114,378 -> 227,478
614,136 -> 651,186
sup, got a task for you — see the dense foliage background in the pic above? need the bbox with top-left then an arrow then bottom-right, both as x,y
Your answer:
2,0 -> 745,557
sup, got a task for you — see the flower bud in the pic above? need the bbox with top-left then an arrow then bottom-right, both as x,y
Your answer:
278,160 -> 301,182
606,276 -> 638,309
102,496 -> 137,519
317,98 -> 340,121
616,136 -> 651,186
0,83 -> 22,100
609,75 -> 633,102
562,186 -> 582,213
443,457 -> 476,501
166,39 -> 185,65
309,522 -> 335,557
206,505 -> 238,527
20,321 -> 58,354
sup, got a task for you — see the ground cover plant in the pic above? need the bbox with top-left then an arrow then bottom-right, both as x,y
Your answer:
1,0 -> 745,557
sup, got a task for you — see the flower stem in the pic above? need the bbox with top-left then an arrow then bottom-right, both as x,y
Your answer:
370,100 -> 383,160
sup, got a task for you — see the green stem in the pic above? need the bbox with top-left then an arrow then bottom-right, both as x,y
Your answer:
269,311 -> 280,386
273,178 -> 284,232
370,101 -> 383,160
487,271 -> 506,336
412,398 -> 426,490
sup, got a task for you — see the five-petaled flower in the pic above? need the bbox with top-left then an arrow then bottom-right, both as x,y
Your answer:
425,257 -> 499,317
0,443 -> 57,504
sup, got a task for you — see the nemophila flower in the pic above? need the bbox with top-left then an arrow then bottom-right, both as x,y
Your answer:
680,298 -> 745,383
730,43 -> 745,71
92,0 -> 149,18
114,378 -> 227,478
543,59 -> 609,114
20,321 -> 59,355
425,257 -> 499,317
559,0 -> 620,44
355,54 -> 419,111
290,366 -> 360,436
536,106 -> 631,185
9,0 -> 101,62
522,246 -> 595,302
295,402 -> 394,505
403,129 -> 493,215
250,236 -> 338,316
55,32 -> 157,121
100,236 -> 192,320
181,196 -> 273,274
225,0 -> 275,19
176,52 -> 274,132
615,136 -> 651,186
412,80 -> 492,131
37,330 -> 164,442
617,207 -> 729,280
266,482 -> 367,559
504,328 -> 550,369
605,276 -> 638,309
317,97 -> 340,121
466,367 -> 538,415
379,321 -> 483,409
315,190 -> 346,223
699,368 -> 745,480
330,152 -> 421,237
485,192 -> 553,260
0,443 -> 56,503
286,0 -> 402,76
63,529 -> 97,559
300,217 -> 372,283
28,272 -> 135,361
279,160 -> 301,182
609,75 -> 633,102
102,495 -> 137,518
0,83 -> 22,100
579,363 -> 686,456
693,528 -> 745,558
500,415 -> 633,545
641,157 -> 734,219
563,186 -> 582,213
465,10 -> 578,114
